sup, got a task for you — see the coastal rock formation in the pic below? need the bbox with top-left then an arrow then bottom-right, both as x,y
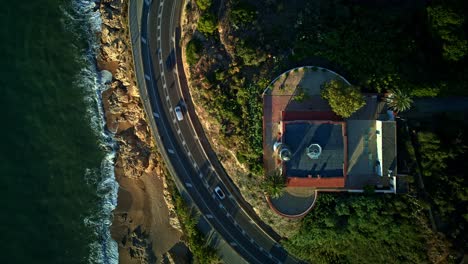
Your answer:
98,0 -> 187,263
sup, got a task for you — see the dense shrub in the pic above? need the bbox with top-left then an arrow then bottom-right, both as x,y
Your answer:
236,40 -> 267,66
197,12 -> 217,34
230,0 -> 256,26
185,38 -> 202,66
195,0 -> 211,11
427,5 -> 467,61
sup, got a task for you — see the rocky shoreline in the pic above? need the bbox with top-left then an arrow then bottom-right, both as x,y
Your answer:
97,0 -> 189,263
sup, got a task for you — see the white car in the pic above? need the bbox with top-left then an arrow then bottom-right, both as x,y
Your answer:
214,186 -> 225,199
174,106 -> 183,121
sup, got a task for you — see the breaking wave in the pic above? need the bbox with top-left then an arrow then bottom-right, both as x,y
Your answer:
64,0 -> 119,263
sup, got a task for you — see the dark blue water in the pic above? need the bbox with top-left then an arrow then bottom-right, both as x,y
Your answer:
0,0 -> 118,263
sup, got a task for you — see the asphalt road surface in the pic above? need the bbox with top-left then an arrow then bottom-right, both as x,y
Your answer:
130,0 -> 301,263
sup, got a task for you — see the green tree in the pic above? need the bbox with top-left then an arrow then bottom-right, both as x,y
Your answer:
197,12 -> 217,34
321,79 -> 365,118
262,170 -> 286,198
195,0 -> 211,11
386,89 -> 413,113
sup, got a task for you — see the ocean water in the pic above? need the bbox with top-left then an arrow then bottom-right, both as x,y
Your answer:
0,0 -> 118,263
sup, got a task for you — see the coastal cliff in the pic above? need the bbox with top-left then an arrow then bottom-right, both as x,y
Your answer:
97,0 -> 189,263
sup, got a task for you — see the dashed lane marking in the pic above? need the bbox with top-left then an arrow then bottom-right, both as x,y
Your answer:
185,183 -> 192,188
141,37 -> 146,44
199,172 -> 203,178
177,129 -> 181,134
167,149 -> 174,154
144,74 -> 150,80
166,95 -> 169,101
153,112 -> 159,118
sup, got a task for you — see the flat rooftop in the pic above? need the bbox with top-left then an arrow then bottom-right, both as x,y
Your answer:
283,122 -> 344,178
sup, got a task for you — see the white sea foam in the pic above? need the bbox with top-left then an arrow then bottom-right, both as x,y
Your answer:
65,0 -> 119,263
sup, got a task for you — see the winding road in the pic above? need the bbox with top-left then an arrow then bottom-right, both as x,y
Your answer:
128,0 -> 301,263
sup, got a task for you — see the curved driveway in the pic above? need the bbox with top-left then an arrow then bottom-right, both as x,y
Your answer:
129,0 -> 300,263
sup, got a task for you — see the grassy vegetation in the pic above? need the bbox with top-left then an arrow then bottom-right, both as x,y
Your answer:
415,115 -> 468,256
284,193 -> 450,264
173,191 -> 219,264
163,167 -> 218,263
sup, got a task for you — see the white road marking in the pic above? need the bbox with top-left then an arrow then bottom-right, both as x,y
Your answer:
206,214 -> 213,219
182,140 -> 186,145
169,107 -> 173,112
230,242 -> 237,247
144,74 -> 151,80
172,118 -> 176,124
185,183 -> 192,188
166,95 -> 169,101
167,149 -> 174,154
163,83 -> 167,89
153,112 -> 159,118
199,172 -> 203,178
193,162 -> 197,169
177,129 -> 181,134
141,37 -> 146,44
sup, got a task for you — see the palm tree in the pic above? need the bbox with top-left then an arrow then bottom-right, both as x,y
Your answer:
262,170 -> 286,199
386,89 -> 413,113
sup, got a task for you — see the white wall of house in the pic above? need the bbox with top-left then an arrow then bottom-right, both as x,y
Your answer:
376,120 -> 383,176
